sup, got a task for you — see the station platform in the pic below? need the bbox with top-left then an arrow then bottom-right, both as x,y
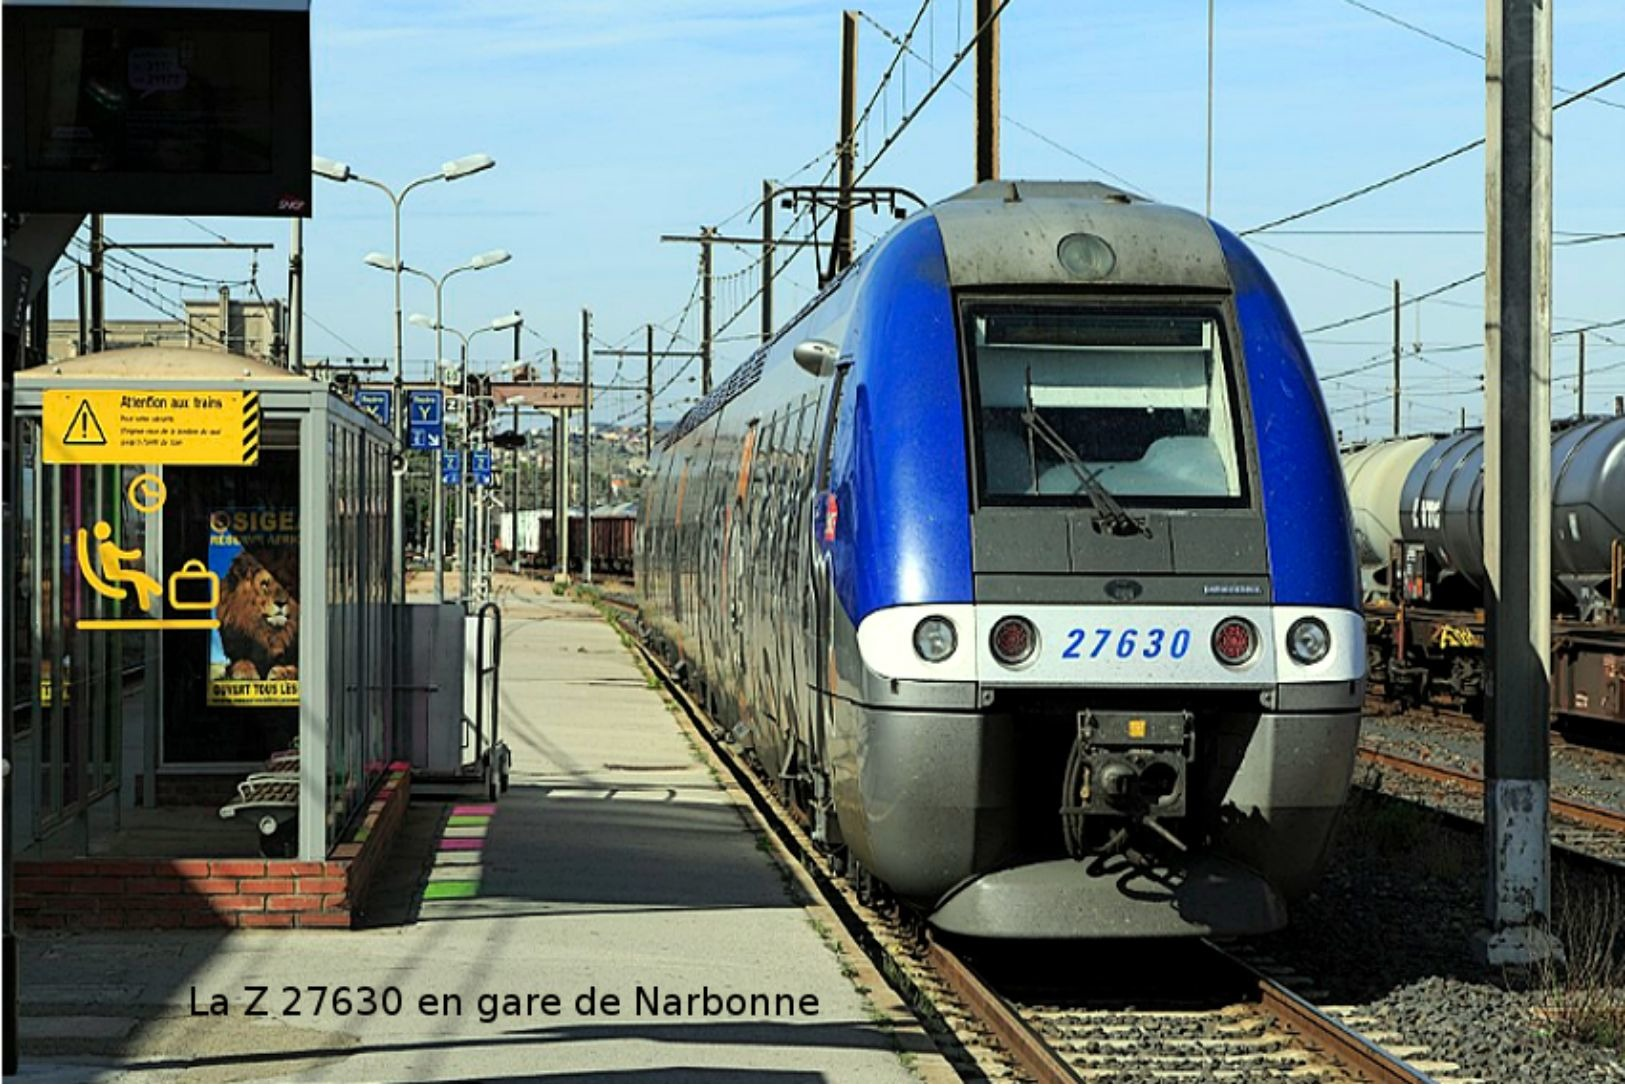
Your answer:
12,580 -> 947,1083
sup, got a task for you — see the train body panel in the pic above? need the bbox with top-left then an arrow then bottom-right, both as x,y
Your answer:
1214,225 -> 1362,611
638,180 -> 1362,939
827,212 -> 973,625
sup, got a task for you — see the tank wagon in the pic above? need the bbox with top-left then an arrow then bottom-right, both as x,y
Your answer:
637,180 -> 1365,939
1344,416 -> 1625,725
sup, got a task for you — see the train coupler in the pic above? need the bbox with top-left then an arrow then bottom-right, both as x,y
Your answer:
1060,710 -> 1191,857
1075,710 -> 1190,818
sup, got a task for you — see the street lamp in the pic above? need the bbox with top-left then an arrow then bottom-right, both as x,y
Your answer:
312,150 -> 495,604
365,248 -> 511,603
407,312 -> 524,602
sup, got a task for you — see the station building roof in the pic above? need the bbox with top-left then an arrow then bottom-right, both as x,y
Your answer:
16,346 -> 318,387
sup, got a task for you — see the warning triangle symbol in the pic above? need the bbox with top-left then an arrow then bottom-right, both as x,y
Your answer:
63,399 -> 109,446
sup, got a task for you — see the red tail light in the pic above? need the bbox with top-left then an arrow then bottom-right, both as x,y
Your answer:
1212,617 -> 1259,666
822,492 -> 838,542
990,616 -> 1038,666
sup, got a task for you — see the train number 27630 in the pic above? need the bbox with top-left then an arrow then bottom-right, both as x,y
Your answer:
1061,626 -> 1192,660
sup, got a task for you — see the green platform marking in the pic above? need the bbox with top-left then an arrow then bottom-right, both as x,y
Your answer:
422,880 -> 480,900
446,815 -> 490,828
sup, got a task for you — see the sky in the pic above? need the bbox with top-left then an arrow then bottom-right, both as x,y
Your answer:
72,0 -> 1625,443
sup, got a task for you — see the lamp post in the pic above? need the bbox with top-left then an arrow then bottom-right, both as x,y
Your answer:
312,151 -> 495,603
366,248 -> 510,603
409,312 -> 521,601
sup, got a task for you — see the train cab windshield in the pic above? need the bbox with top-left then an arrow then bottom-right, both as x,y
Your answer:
965,305 -> 1246,505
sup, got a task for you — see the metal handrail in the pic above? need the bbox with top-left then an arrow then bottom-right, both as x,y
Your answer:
471,601 -> 503,766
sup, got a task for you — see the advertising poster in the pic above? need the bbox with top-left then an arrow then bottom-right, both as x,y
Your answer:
206,507 -> 299,706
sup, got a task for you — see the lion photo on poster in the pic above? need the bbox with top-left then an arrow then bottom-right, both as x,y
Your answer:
206,507 -> 300,707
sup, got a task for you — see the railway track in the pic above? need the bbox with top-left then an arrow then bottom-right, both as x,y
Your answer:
1357,744 -> 1625,868
1365,693 -> 1625,758
591,590 -> 1436,1083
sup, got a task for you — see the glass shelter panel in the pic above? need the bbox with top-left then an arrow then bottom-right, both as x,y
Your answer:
161,444 -> 300,766
322,416 -> 391,848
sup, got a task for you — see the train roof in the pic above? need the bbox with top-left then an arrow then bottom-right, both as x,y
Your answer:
932,180 -> 1231,291
659,180 -> 1235,452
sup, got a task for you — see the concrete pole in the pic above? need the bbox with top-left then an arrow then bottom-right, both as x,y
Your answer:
700,230 -> 714,395
582,308 -> 593,583
1576,331 -> 1586,416
288,219 -> 303,374
1479,0 -> 1558,967
1204,0 -> 1214,216
1392,279 -> 1402,436
390,197 -> 406,605
510,318 -> 522,575
459,342 -> 472,599
511,402 -> 522,574
555,408 -> 570,577
762,180 -> 775,345
975,0 -> 1001,183
88,214 -> 106,352
217,285 -> 231,352
645,324 -> 655,459
832,12 -> 859,279
76,264 -> 90,356
431,279 -> 446,603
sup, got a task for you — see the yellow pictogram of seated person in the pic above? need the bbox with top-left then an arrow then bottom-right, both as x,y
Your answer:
76,520 -> 163,612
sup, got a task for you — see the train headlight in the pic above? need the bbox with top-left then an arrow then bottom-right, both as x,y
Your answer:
1211,617 -> 1259,667
913,616 -> 958,663
990,616 -> 1038,667
1287,617 -> 1331,665
1057,232 -> 1117,279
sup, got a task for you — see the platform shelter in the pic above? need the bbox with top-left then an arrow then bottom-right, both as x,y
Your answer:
10,347 -> 396,870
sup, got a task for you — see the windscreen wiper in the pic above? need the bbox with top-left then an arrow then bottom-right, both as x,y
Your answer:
1019,406 -> 1153,538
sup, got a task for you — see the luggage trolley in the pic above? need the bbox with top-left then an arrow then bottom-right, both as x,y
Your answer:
403,600 -> 511,800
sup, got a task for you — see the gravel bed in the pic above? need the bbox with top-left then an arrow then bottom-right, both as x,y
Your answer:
1359,715 -> 1625,865
1249,789 -> 1625,1083
1361,711 -> 1625,813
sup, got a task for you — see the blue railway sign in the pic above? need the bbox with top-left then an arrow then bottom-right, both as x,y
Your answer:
355,388 -> 392,428
470,448 -> 493,487
407,389 -> 443,450
441,449 -> 463,485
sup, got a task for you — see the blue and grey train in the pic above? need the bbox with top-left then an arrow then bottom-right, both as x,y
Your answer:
636,180 -> 1365,939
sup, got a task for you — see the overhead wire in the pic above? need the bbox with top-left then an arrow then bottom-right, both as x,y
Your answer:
855,8 -> 1149,192
1336,0 -> 1625,110
1242,69 -> 1625,236
853,0 -> 1016,186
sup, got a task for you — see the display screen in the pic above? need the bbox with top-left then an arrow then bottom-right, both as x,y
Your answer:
3,4 -> 311,217
24,26 -> 274,175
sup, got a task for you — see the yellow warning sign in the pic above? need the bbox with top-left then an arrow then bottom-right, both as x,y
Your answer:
43,390 -> 261,465
64,398 -> 109,446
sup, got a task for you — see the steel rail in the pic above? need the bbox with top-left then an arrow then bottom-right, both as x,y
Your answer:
1206,942 -> 1431,1084
923,943 -> 1079,1084
1358,744 -> 1625,834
